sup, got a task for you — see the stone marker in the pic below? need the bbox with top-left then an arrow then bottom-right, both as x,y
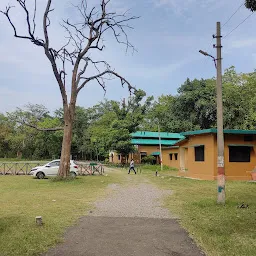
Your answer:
35,216 -> 43,226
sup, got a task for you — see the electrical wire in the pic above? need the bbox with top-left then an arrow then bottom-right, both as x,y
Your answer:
223,12 -> 254,39
221,3 -> 244,28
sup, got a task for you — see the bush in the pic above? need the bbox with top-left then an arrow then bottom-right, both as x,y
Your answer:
141,155 -> 155,164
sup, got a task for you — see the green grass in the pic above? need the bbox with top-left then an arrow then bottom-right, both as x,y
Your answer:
0,173 -> 124,256
146,174 -> 256,256
1,168 -> 255,256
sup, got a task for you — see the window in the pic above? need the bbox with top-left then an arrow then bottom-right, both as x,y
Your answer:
244,135 -> 253,142
195,146 -> 205,162
118,155 -> 121,160
169,154 -> 173,160
48,161 -> 60,167
229,146 -> 251,162
174,153 -> 178,160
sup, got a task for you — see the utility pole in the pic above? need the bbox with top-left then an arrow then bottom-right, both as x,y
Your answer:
215,22 -> 225,204
158,124 -> 163,171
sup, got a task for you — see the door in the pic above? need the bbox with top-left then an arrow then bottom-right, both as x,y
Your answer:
46,160 -> 60,176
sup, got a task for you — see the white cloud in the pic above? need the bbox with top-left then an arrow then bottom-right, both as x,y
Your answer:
230,39 -> 256,49
151,0 -> 224,15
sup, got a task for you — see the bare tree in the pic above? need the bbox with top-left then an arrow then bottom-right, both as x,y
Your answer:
1,0 -> 138,177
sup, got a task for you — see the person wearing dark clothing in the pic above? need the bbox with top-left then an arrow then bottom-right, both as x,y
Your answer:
128,159 -> 136,174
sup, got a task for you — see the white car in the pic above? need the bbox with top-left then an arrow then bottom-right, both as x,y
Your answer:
29,160 -> 79,179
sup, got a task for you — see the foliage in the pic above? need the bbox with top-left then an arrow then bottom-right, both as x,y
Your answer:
141,67 -> 256,133
141,155 -> 155,164
1,67 -> 256,160
245,0 -> 256,11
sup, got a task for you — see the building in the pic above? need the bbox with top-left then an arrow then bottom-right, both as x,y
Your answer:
109,128 -> 256,180
109,131 -> 184,164
165,129 -> 256,181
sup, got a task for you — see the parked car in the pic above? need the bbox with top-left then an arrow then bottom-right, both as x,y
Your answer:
29,159 -> 78,179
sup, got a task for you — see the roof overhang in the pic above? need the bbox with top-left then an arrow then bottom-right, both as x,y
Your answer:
151,152 -> 160,156
228,144 -> 254,147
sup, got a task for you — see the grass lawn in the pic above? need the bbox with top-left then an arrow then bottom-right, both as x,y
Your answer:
145,170 -> 256,256
0,172 -> 124,256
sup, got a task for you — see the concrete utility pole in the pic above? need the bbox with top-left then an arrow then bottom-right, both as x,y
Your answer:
199,22 -> 225,204
215,22 -> 225,204
158,124 -> 163,171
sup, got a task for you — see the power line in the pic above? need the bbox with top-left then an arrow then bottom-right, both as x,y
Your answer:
221,3 -> 244,28
223,12 -> 254,39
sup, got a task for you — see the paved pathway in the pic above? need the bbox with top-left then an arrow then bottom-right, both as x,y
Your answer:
44,174 -> 205,256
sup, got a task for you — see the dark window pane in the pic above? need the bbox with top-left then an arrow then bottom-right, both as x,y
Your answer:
229,146 -> 251,162
169,154 -> 173,160
174,153 -> 178,160
195,146 -> 205,162
244,135 -> 253,141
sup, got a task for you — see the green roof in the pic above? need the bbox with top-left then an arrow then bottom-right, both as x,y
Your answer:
131,131 -> 185,139
151,152 -> 160,156
131,139 -> 178,146
181,129 -> 256,136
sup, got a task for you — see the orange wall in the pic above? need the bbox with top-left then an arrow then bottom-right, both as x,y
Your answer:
109,152 -> 122,164
178,134 -> 216,180
138,145 -> 160,155
213,134 -> 256,180
177,133 -> 256,180
110,145 -> 161,164
162,148 -> 179,169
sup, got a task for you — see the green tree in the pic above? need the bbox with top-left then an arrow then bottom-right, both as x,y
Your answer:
245,0 -> 256,11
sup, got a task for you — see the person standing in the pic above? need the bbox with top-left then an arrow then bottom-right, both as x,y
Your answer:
128,159 -> 136,174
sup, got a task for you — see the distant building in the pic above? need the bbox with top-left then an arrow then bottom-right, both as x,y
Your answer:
109,131 -> 184,164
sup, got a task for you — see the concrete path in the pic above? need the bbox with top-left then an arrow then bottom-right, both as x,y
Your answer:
44,176 -> 205,256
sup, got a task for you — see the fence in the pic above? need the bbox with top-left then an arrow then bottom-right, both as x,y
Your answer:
0,162 -> 44,175
77,163 -> 104,176
0,162 -> 104,176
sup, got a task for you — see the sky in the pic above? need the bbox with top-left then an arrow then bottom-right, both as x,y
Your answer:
0,0 -> 256,113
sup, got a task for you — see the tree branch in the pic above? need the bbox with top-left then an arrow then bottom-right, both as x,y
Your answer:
77,70 -> 136,94
20,121 -> 64,132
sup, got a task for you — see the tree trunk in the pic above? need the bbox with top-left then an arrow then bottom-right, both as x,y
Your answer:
58,104 -> 75,177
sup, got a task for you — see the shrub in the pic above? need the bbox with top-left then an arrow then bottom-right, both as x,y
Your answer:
141,155 -> 155,164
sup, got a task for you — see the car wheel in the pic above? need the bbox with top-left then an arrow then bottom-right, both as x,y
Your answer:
70,172 -> 77,178
36,171 -> 45,179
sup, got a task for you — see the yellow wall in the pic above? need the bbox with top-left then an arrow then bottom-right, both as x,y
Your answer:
177,134 -> 215,180
109,152 -> 122,164
109,145 -> 161,164
213,134 -> 256,180
162,148 -> 179,169
174,133 -> 256,181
